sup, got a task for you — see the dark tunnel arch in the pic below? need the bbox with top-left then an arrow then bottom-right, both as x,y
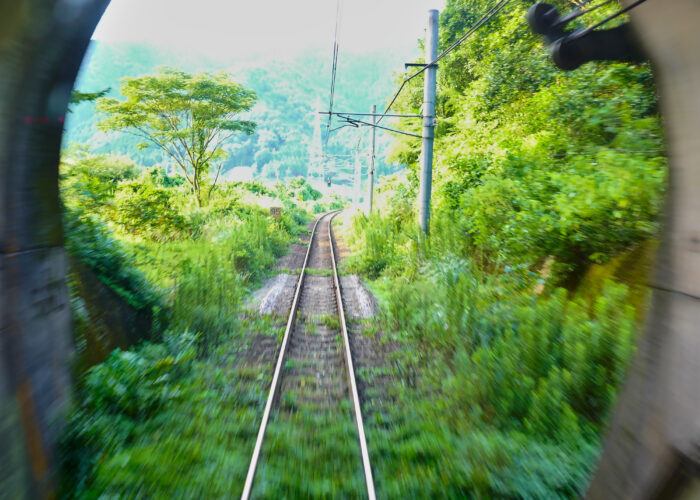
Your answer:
0,0 -> 109,495
0,0 -> 697,497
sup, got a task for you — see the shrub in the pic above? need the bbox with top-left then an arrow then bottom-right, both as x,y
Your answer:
112,181 -> 187,241
59,332 -> 197,497
63,207 -> 161,312
367,268 -> 636,498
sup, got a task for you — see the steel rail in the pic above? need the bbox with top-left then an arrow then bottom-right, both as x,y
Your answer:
241,211 -> 374,499
328,211 -> 377,500
240,212 -> 331,500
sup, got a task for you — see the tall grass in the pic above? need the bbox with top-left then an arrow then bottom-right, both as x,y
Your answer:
346,205 -> 640,498
60,206 -> 304,496
130,211 -> 293,352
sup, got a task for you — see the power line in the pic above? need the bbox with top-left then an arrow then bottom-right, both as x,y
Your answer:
355,128 -> 363,154
378,0 -> 515,125
338,115 -> 422,139
325,0 -> 343,146
330,124 -> 355,133
320,111 -> 422,119
551,0 -> 615,28
562,0 -> 649,42
324,0 -> 517,141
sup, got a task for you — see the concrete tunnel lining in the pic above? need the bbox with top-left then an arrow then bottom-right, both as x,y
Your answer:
0,0 -> 109,495
0,0 -> 697,497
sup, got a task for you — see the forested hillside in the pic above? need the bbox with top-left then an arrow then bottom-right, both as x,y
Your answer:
65,41 -> 407,184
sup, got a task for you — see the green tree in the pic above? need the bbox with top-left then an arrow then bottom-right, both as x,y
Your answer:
60,150 -> 139,212
97,68 -> 257,206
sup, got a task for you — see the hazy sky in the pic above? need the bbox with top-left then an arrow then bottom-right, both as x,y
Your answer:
92,0 -> 447,60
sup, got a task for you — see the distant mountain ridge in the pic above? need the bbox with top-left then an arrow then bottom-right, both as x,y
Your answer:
65,40 -> 413,185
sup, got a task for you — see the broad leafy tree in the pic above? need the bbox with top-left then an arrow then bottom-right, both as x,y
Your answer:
97,69 -> 257,206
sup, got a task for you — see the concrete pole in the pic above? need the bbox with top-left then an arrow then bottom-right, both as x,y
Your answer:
368,104 -> 377,214
419,9 -> 439,235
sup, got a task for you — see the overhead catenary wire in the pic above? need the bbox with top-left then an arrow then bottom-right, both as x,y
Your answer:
326,0 -> 647,140
551,0 -> 615,27
325,0 -> 343,147
339,115 -> 422,138
324,111 -> 421,137
330,124 -> 355,133
355,127 -> 363,154
562,0 -> 649,42
325,0 -> 520,144
378,0 -> 516,126
321,111 -> 423,119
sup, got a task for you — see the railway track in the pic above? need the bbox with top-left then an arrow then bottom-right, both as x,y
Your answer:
241,211 -> 376,499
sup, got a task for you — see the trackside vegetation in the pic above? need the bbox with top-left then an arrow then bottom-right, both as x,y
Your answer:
57,72 -> 343,495
57,0 -> 668,496
59,145 -> 319,496
342,0 -> 666,498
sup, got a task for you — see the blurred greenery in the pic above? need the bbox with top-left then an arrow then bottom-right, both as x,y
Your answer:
341,0 -> 666,497
58,0 -> 668,497
386,0 -> 665,281
347,210 -> 638,497
59,145 -> 310,497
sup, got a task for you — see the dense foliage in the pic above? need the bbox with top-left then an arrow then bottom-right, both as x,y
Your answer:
342,0 -> 666,497
59,145 -> 317,496
345,210 -> 637,496
387,0 -> 665,281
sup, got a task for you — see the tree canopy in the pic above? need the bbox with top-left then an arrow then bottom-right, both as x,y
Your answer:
97,68 -> 257,206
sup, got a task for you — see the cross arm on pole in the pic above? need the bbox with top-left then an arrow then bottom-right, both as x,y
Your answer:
319,111 -> 423,119
338,115 -> 423,139
405,62 -> 438,70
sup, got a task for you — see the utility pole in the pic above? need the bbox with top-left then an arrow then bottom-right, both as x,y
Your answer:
419,10 -> 438,235
309,97 -> 325,182
368,104 -> 377,214
354,143 -> 362,207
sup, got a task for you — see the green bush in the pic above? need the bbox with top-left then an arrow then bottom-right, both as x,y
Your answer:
278,176 -> 322,201
144,211 -> 293,351
148,166 -> 186,188
59,332 -> 197,497
345,213 -> 407,279
63,207 -> 162,312
112,181 -> 187,241
60,150 -> 139,213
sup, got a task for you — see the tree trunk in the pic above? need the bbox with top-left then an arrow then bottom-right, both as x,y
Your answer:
192,169 -> 201,207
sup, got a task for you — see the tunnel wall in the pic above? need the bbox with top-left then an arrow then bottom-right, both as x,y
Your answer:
0,0 -> 109,496
585,1 -> 700,498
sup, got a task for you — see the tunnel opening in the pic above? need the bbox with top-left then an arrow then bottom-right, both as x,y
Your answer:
0,0 -> 697,498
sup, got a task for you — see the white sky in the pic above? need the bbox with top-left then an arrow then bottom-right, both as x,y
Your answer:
92,0 -> 447,60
